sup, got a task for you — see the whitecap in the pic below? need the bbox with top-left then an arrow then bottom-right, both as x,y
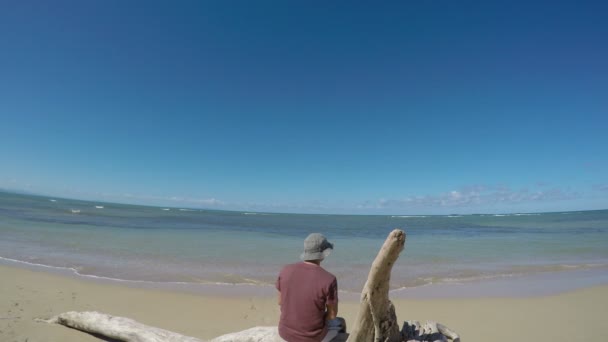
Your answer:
95,206 -> 104,209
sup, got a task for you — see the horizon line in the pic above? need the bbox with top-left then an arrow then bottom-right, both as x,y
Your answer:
2,189 -> 606,217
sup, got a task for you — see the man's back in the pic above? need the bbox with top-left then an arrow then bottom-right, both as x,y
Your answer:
276,262 -> 338,342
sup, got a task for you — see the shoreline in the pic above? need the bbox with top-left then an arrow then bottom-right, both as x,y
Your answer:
4,191 -> 607,301
2,263 -> 608,341
3,255 -> 608,300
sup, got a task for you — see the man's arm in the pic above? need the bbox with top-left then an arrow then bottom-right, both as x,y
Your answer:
326,278 -> 345,336
275,272 -> 282,306
326,277 -> 338,320
325,302 -> 338,320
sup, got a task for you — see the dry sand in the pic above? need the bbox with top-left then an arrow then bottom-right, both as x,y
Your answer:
2,263 -> 608,342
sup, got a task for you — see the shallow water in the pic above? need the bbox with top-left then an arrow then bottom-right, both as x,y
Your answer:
1,191 -> 607,295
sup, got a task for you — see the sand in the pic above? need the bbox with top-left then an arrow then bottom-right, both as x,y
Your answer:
1,263 -> 608,342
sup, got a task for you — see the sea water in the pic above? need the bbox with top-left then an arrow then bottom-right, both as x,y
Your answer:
1,191 -> 607,296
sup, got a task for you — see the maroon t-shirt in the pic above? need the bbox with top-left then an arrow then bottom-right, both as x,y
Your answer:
276,262 -> 338,342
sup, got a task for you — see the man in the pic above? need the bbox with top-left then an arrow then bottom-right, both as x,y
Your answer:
276,233 -> 341,342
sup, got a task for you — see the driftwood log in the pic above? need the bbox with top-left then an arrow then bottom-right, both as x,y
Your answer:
348,229 -> 405,342
38,311 -> 202,342
38,229 -> 459,341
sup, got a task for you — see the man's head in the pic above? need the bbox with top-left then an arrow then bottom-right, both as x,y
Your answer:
300,233 -> 333,262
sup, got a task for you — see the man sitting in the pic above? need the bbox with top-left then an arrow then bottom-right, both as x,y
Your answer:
276,233 -> 343,342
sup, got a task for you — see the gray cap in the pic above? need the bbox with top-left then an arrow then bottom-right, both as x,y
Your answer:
300,233 -> 334,261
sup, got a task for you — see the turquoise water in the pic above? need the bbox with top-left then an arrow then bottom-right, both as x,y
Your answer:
1,191 -> 608,294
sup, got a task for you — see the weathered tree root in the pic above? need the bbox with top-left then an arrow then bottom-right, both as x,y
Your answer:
347,229 -> 459,342
36,229 -> 460,342
348,229 -> 405,342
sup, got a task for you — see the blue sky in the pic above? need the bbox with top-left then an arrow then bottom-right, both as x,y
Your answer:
1,1 -> 607,214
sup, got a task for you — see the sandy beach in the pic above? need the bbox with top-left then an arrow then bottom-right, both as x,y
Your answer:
2,1 -> 607,341
2,264 -> 608,342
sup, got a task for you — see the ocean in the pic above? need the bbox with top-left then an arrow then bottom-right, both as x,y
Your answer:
1,191 -> 607,297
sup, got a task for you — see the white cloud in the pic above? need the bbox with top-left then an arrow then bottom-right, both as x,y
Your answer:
71,192 -> 228,209
360,184 -> 580,211
593,184 -> 608,192
0,178 -> 597,214
190,198 -> 225,206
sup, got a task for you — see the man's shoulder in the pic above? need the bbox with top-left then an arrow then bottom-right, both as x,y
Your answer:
280,262 -> 335,278
306,263 -> 336,282
318,267 -> 337,282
